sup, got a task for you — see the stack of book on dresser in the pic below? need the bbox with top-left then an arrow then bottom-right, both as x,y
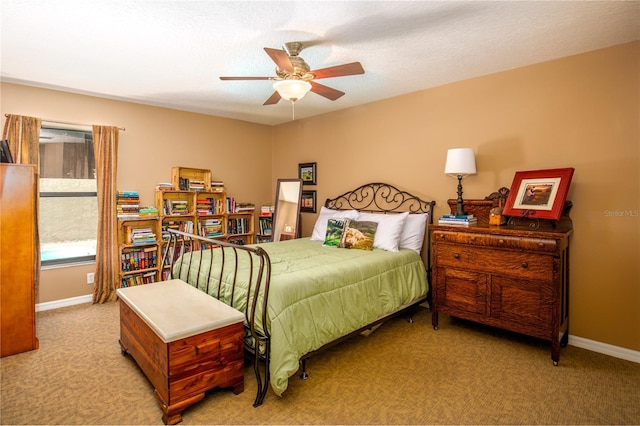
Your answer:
438,214 -> 478,226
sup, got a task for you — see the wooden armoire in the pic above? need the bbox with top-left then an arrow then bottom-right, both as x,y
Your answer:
1,163 -> 39,357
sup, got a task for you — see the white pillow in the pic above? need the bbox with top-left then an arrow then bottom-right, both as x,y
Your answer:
356,211 -> 409,252
310,207 -> 359,242
399,213 -> 429,253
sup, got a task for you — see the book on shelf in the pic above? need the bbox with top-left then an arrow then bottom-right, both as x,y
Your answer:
211,181 -> 225,193
226,197 -> 236,214
195,197 -> 224,215
178,177 -> 206,191
228,237 -> 246,245
156,182 -> 174,191
121,246 -> 157,272
162,220 -> 194,240
139,206 -> 159,217
227,217 -> 249,235
260,205 -> 274,216
116,190 -> 140,217
162,199 -> 190,215
198,218 -> 223,238
259,217 -> 273,235
125,226 -> 157,245
121,270 -> 157,288
235,202 -> 255,212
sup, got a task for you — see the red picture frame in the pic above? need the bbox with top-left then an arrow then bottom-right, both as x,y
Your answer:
503,168 -> 574,221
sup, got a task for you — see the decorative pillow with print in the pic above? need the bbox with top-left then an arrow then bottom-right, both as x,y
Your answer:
340,220 -> 378,251
323,218 -> 348,246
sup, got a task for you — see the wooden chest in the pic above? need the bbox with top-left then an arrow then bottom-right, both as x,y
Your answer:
117,279 -> 244,425
430,224 -> 571,365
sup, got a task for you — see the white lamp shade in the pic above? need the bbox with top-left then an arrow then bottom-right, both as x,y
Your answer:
444,148 -> 477,176
273,80 -> 312,101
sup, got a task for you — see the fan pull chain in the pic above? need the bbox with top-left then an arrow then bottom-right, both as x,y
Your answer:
291,100 -> 296,120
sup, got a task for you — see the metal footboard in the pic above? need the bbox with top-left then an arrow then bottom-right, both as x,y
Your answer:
161,229 -> 272,407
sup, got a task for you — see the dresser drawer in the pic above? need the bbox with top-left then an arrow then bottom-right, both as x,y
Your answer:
433,230 -> 558,253
434,243 -> 554,281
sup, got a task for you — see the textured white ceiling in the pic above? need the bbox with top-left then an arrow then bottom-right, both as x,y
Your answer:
1,1 -> 639,126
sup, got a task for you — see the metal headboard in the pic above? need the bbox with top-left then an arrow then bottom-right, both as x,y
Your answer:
324,182 -> 436,303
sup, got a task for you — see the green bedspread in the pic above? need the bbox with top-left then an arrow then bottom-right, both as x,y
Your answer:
175,237 -> 427,397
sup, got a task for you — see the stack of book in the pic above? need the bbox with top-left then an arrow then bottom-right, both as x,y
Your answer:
437,214 -> 478,226
116,191 -> 140,218
198,218 -> 223,238
260,205 -> 274,217
196,197 -> 214,215
125,226 -> 157,245
211,181 -> 225,193
235,202 -> 255,212
162,199 -> 189,215
156,182 -> 174,191
139,206 -> 159,217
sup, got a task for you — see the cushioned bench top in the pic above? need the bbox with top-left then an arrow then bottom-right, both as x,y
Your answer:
116,279 -> 244,343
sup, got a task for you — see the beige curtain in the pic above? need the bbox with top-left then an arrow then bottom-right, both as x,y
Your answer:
92,125 -> 119,303
2,114 -> 41,165
2,114 -> 43,298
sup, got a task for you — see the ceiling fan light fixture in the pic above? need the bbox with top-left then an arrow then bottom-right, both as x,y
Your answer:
273,80 -> 312,102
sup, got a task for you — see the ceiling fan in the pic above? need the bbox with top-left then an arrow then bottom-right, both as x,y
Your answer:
220,42 -> 365,105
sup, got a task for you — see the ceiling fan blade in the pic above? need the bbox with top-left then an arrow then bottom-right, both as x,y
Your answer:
263,91 -> 282,105
310,81 -> 345,101
264,47 -> 293,71
311,62 -> 365,79
220,76 -> 273,80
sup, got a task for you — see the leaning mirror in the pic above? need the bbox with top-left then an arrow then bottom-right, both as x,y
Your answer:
272,179 -> 303,242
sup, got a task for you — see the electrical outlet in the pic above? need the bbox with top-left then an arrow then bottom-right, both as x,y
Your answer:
87,272 -> 95,284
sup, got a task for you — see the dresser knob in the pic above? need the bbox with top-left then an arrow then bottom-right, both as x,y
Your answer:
454,253 -> 460,259
440,234 -> 445,239
538,242 -> 544,248
498,239 -> 505,245
521,262 -> 528,268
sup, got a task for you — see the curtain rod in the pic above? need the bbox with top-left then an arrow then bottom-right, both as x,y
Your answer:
4,114 -> 125,131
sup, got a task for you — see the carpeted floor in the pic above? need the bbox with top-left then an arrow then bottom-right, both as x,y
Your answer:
1,301 -> 639,425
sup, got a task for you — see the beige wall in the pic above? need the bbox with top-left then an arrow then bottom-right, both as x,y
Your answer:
1,82 -> 273,305
272,41 -> 639,352
1,41 -> 638,351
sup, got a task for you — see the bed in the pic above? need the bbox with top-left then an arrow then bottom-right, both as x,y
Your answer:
162,182 -> 435,406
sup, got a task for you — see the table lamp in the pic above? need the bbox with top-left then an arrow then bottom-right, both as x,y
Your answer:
444,148 -> 477,216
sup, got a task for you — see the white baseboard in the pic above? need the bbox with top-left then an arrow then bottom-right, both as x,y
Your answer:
569,335 -> 640,363
35,296 -> 640,364
36,294 -> 93,312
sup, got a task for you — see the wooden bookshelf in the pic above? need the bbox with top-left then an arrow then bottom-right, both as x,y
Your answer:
257,212 -> 273,243
117,217 -> 162,288
172,167 -> 212,191
159,167 -> 256,246
226,212 -> 254,245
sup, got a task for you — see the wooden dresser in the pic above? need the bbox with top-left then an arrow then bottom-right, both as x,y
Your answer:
1,163 -> 39,357
431,220 -> 572,365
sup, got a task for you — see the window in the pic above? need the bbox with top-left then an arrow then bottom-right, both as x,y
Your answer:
39,125 -> 97,266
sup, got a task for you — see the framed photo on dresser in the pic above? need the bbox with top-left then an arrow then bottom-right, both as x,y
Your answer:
503,167 -> 574,221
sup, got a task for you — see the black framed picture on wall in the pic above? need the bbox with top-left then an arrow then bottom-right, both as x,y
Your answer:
298,162 -> 317,185
301,190 -> 317,213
